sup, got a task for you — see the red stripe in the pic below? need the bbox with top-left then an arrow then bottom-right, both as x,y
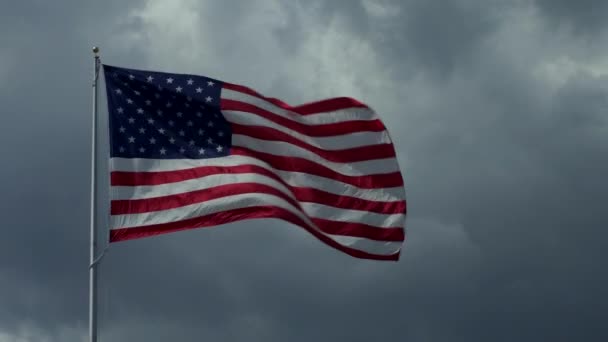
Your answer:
110,205 -> 402,261
293,98 -> 370,115
221,99 -> 385,136
111,164 -> 270,186
112,175 -> 404,215
111,163 -> 404,215
291,187 -> 406,215
223,83 -> 293,109
111,155 -> 402,190
223,82 -> 370,115
111,181 -> 404,239
111,182 -> 300,215
231,123 -> 395,163
311,218 -> 404,241
231,147 -> 404,189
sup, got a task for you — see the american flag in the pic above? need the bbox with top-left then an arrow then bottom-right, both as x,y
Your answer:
103,64 -> 406,261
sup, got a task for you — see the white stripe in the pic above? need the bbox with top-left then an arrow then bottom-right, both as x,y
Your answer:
232,135 -> 400,176
111,156 -> 405,202
111,172 -> 403,227
111,157 -> 220,172
113,136 -> 399,176
111,193 -> 298,229
111,192 -> 400,256
112,170 -> 404,203
300,202 -> 405,228
221,88 -> 378,125
280,172 -> 404,202
329,235 -> 402,255
223,109 -> 391,149
111,172 -> 294,201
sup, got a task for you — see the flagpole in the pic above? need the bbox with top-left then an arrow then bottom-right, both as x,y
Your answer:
89,46 -> 101,342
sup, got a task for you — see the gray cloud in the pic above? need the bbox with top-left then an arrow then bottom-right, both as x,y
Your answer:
534,0 -> 608,35
1,0 -> 607,341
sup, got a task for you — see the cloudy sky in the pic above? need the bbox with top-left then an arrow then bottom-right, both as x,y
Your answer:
1,0 -> 608,341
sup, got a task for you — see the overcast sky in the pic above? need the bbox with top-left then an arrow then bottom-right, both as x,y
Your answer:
1,0 -> 608,341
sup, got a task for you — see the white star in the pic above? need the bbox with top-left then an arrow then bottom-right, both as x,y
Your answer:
216,145 -> 223,152
205,96 -> 212,102
189,140 -> 195,146
117,107 -> 124,114
119,146 -> 125,153
166,78 -> 174,84
126,98 -> 133,104
187,79 -> 194,85
139,127 -> 146,134
207,81 -> 214,86
184,103 -> 190,108
217,131 -> 224,137
198,129 -> 204,135
195,87 -> 203,93
207,137 -> 213,144
158,128 -> 166,134
115,89 -> 122,94
147,75 -> 154,82
207,121 -> 214,127
128,117 -> 135,124
119,126 -> 126,133
168,120 -> 174,126
134,90 -> 141,96
139,147 -> 146,153
179,130 -> 185,136
137,108 -> 144,114
129,74 -> 135,80
149,137 -> 156,144
145,100 -> 151,106
176,112 -> 183,117
147,118 -> 155,124
169,137 -> 176,144
179,147 -> 186,154
156,110 -> 163,116
187,120 -> 193,126
160,147 -> 167,155
154,93 -> 160,99
196,112 -> 202,117
166,102 -> 172,108
176,86 -> 182,93
198,148 -> 205,155
128,136 -> 136,143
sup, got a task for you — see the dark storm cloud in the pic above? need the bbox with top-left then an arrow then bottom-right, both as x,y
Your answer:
1,0 -> 607,341
267,1 -> 608,340
0,0 -> 146,337
287,0 -> 511,79
534,0 -> 608,35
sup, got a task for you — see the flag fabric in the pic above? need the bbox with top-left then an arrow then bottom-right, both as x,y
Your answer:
102,64 -> 407,261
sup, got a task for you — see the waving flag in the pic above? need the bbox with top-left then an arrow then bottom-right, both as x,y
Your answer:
103,64 -> 406,260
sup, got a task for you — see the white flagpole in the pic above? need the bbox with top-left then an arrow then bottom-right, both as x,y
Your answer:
89,46 -> 101,342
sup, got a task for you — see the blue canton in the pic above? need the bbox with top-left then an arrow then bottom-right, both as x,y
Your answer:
103,64 -> 231,159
